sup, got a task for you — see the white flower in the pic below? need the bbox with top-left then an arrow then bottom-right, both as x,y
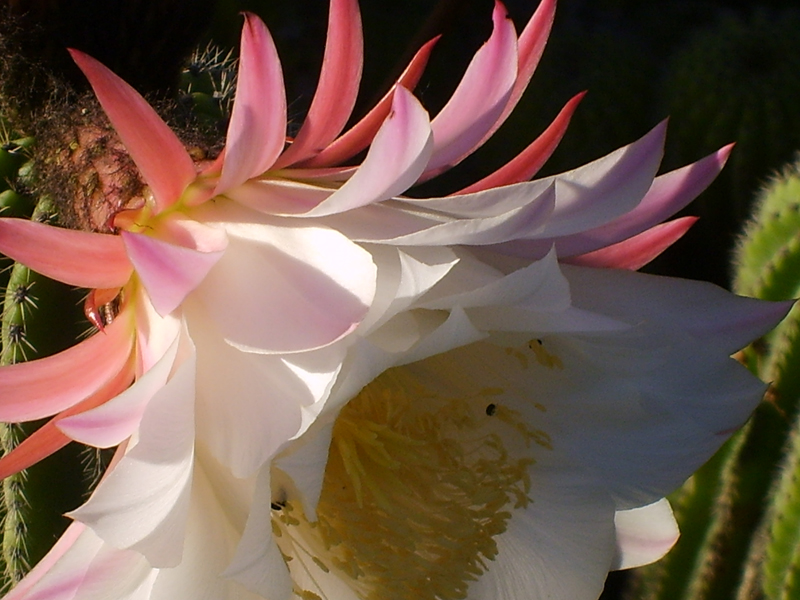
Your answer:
0,0 -> 790,599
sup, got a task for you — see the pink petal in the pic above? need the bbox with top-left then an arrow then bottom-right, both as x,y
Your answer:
69,49 -> 196,212
421,1 -> 518,178
612,499 -> 679,570
455,91 -> 584,194
134,290 -> 184,373
4,521 -> 155,600
302,86 -> 433,216
565,217 -> 698,270
195,218 -> 376,354
2,522 -> 88,600
216,13 -> 288,193
225,179 -> 334,215
272,0 -> 363,168
57,326 -> 181,448
0,423 -> 71,481
0,312 -> 134,422
69,351 -> 196,568
121,223 -> 227,317
302,37 -> 438,168
0,218 -> 132,288
554,145 -> 733,257
480,0 -> 556,143
0,359 -> 133,479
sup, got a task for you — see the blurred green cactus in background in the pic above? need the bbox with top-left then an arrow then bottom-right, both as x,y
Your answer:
656,7 -> 800,285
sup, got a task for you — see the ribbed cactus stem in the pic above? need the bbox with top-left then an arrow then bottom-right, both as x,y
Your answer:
735,157 -> 800,303
0,425 -> 26,587
762,404 -> 800,600
0,195 -> 93,588
179,42 -> 238,127
732,159 -> 800,600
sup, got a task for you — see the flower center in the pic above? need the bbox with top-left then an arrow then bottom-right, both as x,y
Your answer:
273,366 -> 542,600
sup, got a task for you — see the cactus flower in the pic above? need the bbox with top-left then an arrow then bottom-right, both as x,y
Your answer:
0,0 -> 791,599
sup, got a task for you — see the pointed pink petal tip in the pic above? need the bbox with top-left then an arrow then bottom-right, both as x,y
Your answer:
68,49 -> 197,212
216,13 -> 287,193
0,422 -> 71,480
302,36 -> 439,168
0,315 -> 134,422
422,0 -> 518,177
0,219 -> 133,288
566,217 -> 697,271
456,91 -> 585,194
272,0 -> 364,168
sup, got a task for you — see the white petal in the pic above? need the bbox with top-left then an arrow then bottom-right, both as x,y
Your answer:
332,307 -> 487,414
468,467 -> 616,600
69,348 -> 197,567
301,87 -> 433,217
421,247 -> 568,311
358,245 -> 460,333
195,205 -> 376,354
223,469 -> 293,597
273,420 -> 335,522
365,185 -> 556,246
188,301 -> 310,477
612,498 -> 679,570
57,327 -> 181,447
316,183 -> 556,247
4,523 -> 156,600
523,327 -> 765,507
563,264 -> 791,354
533,122 -> 666,238
148,464 -> 263,600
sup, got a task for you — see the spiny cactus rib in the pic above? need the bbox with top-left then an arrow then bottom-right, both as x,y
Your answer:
179,42 -> 238,127
0,137 -> 33,194
733,158 -> 800,600
735,158 -> 800,302
763,409 -> 800,600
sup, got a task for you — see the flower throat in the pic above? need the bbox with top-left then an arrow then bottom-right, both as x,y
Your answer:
273,368 -> 539,600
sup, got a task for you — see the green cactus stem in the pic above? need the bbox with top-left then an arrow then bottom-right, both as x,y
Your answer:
0,196 -> 93,588
179,43 -> 238,130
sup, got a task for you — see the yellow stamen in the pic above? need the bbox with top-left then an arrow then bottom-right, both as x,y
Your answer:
274,366 -> 543,600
